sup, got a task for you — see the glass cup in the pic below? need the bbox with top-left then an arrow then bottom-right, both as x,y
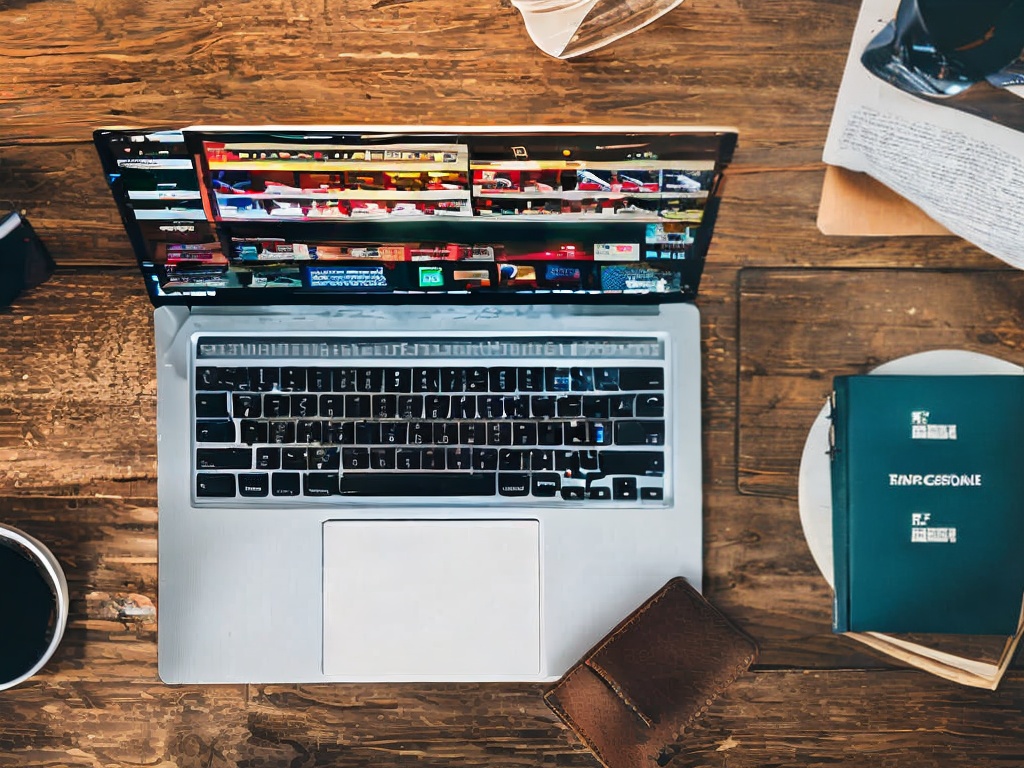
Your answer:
510,0 -> 685,59
0,523 -> 69,691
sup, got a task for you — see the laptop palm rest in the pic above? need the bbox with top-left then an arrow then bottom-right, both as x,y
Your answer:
323,519 -> 541,680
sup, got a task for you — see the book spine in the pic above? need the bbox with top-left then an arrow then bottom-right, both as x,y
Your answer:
829,380 -> 851,632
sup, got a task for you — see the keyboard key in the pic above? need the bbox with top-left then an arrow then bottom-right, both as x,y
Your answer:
233,393 -> 262,419
196,472 -> 235,497
460,422 -> 486,445
256,447 -> 281,470
264,395 -> 290,418
560,486 -> 585,500
531,449 -> 554,471
409,422 -> 431,445
557,396 -> 582,417
531,396 -> 557,418
473,448 -> 498,471
513,422 -> 537,446
588,486 -> 611,500
345,395 -> 371,418
441,368 -> 465,392
583,396 -> 610,418
249,367 -> 279,392
241,420 -> 268,445
420,448 -> 445,470
291,395 -> 317,418
309,447 -> 341,470
281,367 -> 306,391
370,448 -> 396,470
374,394 -> 398,419
499,449 -> 530,471
380,423 -> 408,445
272,472 -> 301,496
196,367 -> 220,390
308,368 -> 334,392
282,448 -> 308,470
589,421 -> 613,446
320,395 -> 345,418
498,473 -> 530,496
489,368 -> 517,393
546,368 -> 571,391
340,473 -> 495,496
433,422 -> 458,445
324,421 -> 354,445
613,477 -> 638,500
532,473 -> 560,497
610,395 -> 635,417
518,368 -> 544,392
479,396 -> 505,419
487,422 -> 512,445
465,368 -> 488,392
413,368 -> 440,392
615,420 -> 666,446
269,421 -> 296,444
641,487 -> 664,500
333,368 -> 357,392
296,421 -> 322,443
424,396 -> 451,420
398,395 -> 423,419
354,421 -> 380,444
452,395 -> 477,419
503,396 -> 530,419
195,392 -> 229,418
238,473 -> 269,497
383,368 -> 412,393
594,368 -> 620,390
619,368 -> 664,390
196,420 -> 235,443
342,448 -> 370,470
447,447 -> 472,470
570,368 -> 595,391
396,449 -> 421,470
537,422 -> 562,446
304,473 -> 339,496
196,448 -> 252,470
600,451 -> 665,476
357,369 -> 383,392
636,394 -> 665,417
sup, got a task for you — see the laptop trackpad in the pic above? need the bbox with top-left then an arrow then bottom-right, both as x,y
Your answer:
323,519 -> 541,679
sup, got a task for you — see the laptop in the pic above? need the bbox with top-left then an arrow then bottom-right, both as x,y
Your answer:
94,125 -> 737,683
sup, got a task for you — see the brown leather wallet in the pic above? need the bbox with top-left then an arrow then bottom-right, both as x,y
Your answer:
544,578 -> 758,768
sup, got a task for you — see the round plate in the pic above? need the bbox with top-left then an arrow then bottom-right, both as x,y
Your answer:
797,349 -> 1024,588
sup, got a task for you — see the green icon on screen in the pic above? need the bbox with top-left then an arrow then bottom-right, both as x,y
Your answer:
419,267 -> 444,287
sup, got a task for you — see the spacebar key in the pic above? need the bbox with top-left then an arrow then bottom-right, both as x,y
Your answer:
339,473 -> 496,496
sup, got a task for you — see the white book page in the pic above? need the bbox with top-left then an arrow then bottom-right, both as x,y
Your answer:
823,0 -> 1024,269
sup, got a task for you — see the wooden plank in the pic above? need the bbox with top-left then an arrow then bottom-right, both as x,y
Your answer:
0,273 -> 155,495
5,671 -> 1024,767
737,268 -> 1024,498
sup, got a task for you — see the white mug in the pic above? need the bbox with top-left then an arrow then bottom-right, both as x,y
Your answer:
0,523 -> 69,691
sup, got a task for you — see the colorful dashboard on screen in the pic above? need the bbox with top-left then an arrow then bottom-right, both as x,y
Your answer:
95,126 -> 735,304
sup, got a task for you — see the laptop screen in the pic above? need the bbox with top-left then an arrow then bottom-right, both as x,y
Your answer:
94,126 -> 736,305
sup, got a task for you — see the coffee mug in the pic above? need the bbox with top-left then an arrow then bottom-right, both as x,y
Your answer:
0,523 -> 69,691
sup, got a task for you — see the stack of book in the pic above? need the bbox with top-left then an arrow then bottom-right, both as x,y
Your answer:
829,374 -> 1024,689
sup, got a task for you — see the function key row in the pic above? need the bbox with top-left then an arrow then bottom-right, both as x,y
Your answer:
197,392 -> 665,420
195,365 -> 664,394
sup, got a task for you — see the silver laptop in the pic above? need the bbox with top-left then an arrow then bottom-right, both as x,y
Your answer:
94,125 -> 737,683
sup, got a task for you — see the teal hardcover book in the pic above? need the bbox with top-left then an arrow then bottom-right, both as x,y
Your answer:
830,374 -> 1024,635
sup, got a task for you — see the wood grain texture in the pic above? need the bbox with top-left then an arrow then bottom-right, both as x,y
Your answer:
3,0 -> 1024,763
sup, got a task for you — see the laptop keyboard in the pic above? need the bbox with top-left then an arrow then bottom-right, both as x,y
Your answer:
193,363 -> 667,502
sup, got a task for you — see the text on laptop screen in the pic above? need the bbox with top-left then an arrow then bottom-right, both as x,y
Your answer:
95,127 -> 735,304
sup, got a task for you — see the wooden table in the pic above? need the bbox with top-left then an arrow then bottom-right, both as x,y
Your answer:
2,0 -> 1023,764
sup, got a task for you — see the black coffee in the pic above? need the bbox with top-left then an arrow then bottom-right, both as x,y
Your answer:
0,542 -> 55,683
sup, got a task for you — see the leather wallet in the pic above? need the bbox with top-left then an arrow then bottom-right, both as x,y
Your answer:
544,578 -> 758,768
